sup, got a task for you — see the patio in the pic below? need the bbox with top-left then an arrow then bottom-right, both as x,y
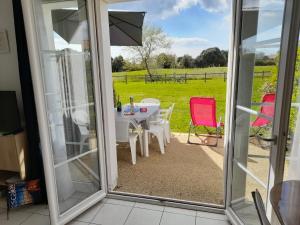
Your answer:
115,133 -> 225,205
114,132 -> 272,206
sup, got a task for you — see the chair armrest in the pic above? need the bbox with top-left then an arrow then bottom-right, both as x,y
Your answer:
150,118 -> 165,125
129,120 -> 144,134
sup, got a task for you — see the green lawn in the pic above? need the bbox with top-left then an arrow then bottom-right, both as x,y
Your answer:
114,75 -> 271,133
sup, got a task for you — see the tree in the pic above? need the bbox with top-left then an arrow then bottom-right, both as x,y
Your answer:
194,55 -> 204,68
221,50 -> 228,65
176,56 -> 183,67
255,54 -> 276,66
112,56 -> 125,72
178,54 -> 194,68
196,47 -> 226,67
127,25 -> 171,80
123,60 -> 144,71
156,53 -> 176,68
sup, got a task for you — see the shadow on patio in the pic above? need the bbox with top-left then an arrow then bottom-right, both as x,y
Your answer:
114,133 -> 225,205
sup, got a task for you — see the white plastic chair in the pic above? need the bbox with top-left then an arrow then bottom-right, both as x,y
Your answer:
163,103 -> 175,143
141,98 -> 161,123
150,103 -> 175,144
72,110 -> 90,153
115,118 -> 143,165
143,124 -> 165,157
140,98 -> 160,104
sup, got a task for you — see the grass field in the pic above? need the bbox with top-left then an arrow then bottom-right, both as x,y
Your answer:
114,67 -> 274,133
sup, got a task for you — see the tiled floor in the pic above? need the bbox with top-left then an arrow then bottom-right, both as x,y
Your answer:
0,198 -> 231,225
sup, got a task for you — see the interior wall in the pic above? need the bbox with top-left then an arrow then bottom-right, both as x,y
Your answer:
0,0 -> 25,126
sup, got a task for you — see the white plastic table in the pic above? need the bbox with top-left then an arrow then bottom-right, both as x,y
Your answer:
115,103 -> 160,128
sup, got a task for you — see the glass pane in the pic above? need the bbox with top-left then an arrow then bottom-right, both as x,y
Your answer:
283,32 -> 300,181
232,172 -> 267,225
55,151 -> 100,214
231,0 -> 285,224
33,0 -> 102,214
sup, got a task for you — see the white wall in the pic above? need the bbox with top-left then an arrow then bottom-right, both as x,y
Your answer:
0,0 -> 25,126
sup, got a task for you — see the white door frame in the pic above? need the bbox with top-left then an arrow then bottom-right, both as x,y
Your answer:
266,0 -> 300,219
21,0 -> 108,224
224,0 -> 244,223
94,0 -> 119,191
225,0 -> 300,224
97,0 -> 231,214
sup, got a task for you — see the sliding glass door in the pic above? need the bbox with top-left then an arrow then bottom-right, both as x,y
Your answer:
282,22 -> 300,183
21,0 -> 107,224
226,0 -> 300,224
230,0 -> 285,224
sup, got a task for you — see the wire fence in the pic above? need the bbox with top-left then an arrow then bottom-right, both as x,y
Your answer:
112,71 -> 272,84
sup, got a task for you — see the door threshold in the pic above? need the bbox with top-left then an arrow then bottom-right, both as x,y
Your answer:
107,191 -> 225,214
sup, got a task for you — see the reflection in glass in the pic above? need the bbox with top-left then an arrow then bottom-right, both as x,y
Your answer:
232,172 -> 267,225
55,151 -> 100,214
231,0 -> 285,224
33,0 -> 101,214
284,38 -> 300,181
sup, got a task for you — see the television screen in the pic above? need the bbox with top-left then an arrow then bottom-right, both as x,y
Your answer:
0,91 -> 21,134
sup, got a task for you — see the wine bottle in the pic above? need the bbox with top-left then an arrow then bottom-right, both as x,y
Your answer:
130,96 -> 134,114
117,95 -> 122,112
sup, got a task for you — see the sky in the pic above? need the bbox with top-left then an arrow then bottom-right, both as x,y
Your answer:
109,0 -> 232,59
51,0 -> 287,59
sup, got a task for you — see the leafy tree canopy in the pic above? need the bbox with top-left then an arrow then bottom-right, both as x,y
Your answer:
195,47 -> 226,68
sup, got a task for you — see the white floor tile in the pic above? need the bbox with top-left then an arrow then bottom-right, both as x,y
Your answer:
0,198 -> 232,225
92,203 -> 132,225
21,214 -> 50,225
124,208 -> 162,225
164,207 -> 197,216
22,204 -> 49,216
0,210 -> 32,225
160,212 -> 195,225
196,217 -> 230,225
197,211 -> 227,221
134,202 -> 164,211
105,198 -> 135,207
67,221 -> 89,225
74,202 -> 103,223
36,207 -> 49,216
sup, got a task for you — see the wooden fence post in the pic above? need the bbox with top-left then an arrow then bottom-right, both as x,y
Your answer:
204,73 -> 207,82
185,73 -> 187,83
125,75 -> 128,84
224,72 -> 226,82
145,74 -> 147,84
262,71 -> 265,80
165,74 -> 167,83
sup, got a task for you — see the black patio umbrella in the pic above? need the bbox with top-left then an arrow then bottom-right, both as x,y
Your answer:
51,9 -> 145,46
109,11 -> 145,46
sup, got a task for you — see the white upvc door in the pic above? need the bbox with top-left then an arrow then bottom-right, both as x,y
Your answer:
21,0 -> 109,224
225,0 -> 300,224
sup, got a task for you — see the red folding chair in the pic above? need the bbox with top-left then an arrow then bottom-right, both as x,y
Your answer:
187,97 -> 223,146
250,93 -> 276,148
251,93 -> 275,129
